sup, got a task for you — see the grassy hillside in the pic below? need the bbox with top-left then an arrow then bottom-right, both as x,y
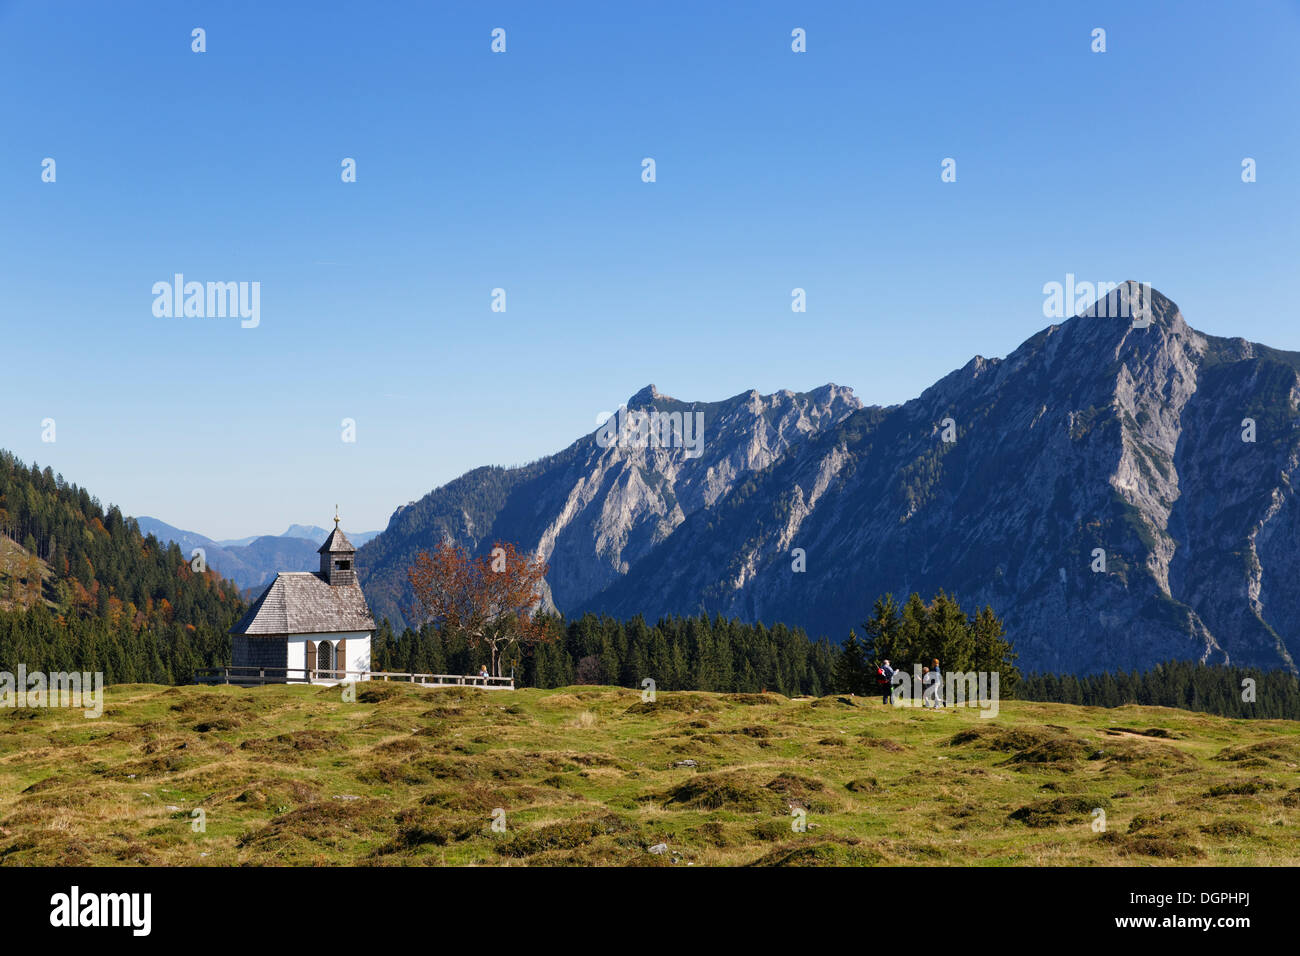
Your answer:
0,535 -> 52,613
1,684 -> 1297,866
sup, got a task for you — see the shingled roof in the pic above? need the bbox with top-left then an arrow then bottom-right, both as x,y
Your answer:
230,572 -> 375,636
318,527 -> 355,554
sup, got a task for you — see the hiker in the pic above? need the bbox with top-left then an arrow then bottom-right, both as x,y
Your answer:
932,658 -> 944,708
879,659 -> 895,705
921,666 -> 933,708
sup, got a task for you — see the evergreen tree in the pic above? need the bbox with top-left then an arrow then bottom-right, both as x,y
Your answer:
833,629 -> 869,695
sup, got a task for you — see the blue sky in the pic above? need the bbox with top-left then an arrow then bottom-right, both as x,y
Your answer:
2,0 -> 1298,539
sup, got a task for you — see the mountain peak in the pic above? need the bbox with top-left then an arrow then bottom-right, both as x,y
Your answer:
1070,281 -> 1182,330
627,384 -> 663,407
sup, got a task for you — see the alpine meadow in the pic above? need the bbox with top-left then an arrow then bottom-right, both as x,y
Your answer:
1,2 -> 1297,938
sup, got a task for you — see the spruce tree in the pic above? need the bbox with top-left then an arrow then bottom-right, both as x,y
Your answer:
833,630 -> 868,695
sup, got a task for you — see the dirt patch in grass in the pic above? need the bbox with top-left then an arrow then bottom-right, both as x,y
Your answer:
1100,831 -> 1205,859
354,759 -> 440,786
1213,738 -> 1300,766
683,821 -> 740,847
1200,820 -> 1254,838
420,706 -> 463,720
194,774 -> 317,808
240,730 -> 345,756
948,726 -> 1086,759
728,693 -> 786,706
1006,737 -> 1092,766
354,683 -> 417,704
237,799 -> 388,850
106,720 -> 171,744
1087,738 -> 1195,776
809,696 -> 862,709
168,696 -> 253,717
623,695 -> 720,716
765,773 -> 835,812
117,752 -> 195,778
495,813 -> 635,858
749,839 -> 885,866
419,784 -> 503,813
370,808 -> 483,855
1105,727 -> 1180,739
1127,813 -> 1176,834
371,736 -> 426,756
657,772 -> 786,814
1008,795 -> 1110,827
718,725 -> 774,739
22,783 -> 113,810
193,716 -> 244,733
945,803 -> 981,820
19,775 -> 70,795
1205,778 -> 1279,797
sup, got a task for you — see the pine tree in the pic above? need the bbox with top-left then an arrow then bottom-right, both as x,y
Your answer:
833,630 -> 868,695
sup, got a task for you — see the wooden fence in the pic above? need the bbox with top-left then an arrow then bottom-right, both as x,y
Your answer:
192,666 -> 514,690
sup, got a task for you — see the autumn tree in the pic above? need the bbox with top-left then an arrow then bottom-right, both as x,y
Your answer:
406,541 -> 551,677
23,554 -> 41,609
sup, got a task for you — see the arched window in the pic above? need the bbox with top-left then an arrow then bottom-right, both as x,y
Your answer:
317,640 -> 333,676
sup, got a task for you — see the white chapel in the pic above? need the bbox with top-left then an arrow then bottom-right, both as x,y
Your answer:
229,516 -> 375,684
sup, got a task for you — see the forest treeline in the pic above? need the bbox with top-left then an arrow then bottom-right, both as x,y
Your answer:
374,612 -> 839,697
0,601 -> 231,685
1019,660 -> 1300,720
0,451 -> 244,677
377,593 -> 1299,720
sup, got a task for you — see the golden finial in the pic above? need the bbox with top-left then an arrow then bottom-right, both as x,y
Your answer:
334,504 -> 340,529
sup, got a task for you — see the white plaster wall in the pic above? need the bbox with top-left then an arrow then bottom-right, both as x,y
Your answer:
287,632 -> 372,683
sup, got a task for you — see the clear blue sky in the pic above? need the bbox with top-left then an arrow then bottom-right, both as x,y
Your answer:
2,0 -> 1298,539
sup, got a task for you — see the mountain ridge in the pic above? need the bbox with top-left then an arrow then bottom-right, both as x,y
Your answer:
357,383 -> 863,627
134,518 -> 379,593
581,284 -> 1300,673
357,284 -> 1300,675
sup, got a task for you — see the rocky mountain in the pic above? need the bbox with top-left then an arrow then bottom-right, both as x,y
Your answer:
357,284 -> 1300,675
356,384 -> 863,628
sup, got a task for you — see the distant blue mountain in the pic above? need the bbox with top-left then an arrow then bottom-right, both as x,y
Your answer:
282,524 -> 380,546
134,517 -> 214,555
134,517 -> 378,592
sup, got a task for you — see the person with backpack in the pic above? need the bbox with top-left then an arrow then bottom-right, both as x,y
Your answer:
878,659 -> 895,705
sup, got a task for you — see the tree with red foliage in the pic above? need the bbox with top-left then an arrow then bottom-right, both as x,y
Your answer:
406,541 -> 551,677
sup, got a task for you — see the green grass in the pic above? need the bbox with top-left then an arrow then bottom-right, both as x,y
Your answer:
0,682 -> 1297,866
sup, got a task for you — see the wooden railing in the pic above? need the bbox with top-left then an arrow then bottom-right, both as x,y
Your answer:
191,666 -> 514,690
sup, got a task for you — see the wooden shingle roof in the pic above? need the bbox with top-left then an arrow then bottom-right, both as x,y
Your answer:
230,572 -> 375,636
318,528 -> 356,554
